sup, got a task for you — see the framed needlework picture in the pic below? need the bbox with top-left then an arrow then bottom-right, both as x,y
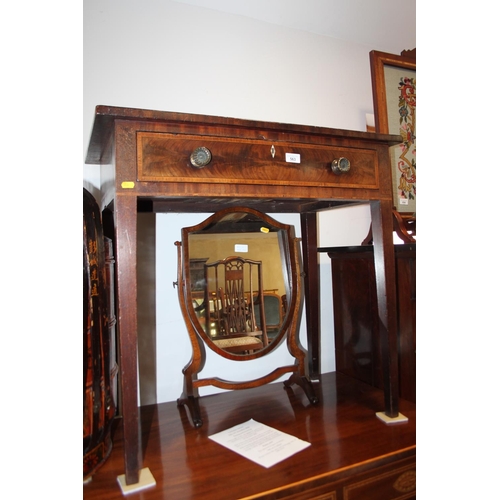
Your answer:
370,49 -> 416,214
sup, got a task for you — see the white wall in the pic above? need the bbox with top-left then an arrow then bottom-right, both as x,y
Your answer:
83,0 -> 414,404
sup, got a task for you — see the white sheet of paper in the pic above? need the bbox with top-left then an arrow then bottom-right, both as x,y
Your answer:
208,418 -> 310,468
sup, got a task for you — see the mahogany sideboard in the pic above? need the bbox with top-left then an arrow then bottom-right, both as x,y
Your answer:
85,105 -> 402,485
320,244 -> 416,403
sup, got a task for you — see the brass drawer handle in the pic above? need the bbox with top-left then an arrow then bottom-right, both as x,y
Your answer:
190,147 -> 212,168
331,157 -> 351,175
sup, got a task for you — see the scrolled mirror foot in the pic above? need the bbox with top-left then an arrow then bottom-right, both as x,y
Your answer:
177,395 -> 203,428
284,373 -> 319,405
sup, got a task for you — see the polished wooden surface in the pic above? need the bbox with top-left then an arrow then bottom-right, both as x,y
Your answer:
83,372 -> 415,500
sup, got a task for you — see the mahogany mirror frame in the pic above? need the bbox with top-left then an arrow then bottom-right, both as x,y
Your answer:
175,206 -> 319,428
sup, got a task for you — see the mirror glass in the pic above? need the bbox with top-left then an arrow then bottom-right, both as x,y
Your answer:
182,208 -> 294,359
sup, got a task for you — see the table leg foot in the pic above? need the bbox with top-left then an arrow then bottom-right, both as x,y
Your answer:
375,411 -> 409,425
117,467 -> 156,495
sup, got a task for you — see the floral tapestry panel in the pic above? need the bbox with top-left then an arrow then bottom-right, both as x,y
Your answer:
384,65 -> 416,213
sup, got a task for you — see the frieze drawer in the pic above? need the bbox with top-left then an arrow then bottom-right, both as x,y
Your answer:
137,132 -> 379,189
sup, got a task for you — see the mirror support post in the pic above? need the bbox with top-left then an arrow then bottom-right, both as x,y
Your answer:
300,212 -> 320,379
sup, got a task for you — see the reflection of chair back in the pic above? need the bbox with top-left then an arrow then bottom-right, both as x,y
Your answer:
205,256 -> 268,354
220,258 -> 249,334
254,292 -> 283,338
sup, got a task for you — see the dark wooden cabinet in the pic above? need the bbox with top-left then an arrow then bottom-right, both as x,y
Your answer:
320,244 -> 416,403
83,189 -> 118,480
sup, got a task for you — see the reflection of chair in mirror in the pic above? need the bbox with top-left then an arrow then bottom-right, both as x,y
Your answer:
205,256 -> 268,354
254,292 -> 283,340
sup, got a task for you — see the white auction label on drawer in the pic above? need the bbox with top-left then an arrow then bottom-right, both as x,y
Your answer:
285,153 -> 301,164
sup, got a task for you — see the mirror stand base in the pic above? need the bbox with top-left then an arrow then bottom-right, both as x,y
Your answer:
177,370 -> 319,429
284,373 -> 319,405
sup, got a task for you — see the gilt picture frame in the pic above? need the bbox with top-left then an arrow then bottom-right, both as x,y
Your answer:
370,49 -> 416,214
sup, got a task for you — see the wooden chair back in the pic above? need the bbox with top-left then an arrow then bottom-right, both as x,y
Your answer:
204,256 -> 268,353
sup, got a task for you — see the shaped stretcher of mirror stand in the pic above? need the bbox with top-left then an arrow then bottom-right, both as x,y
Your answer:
174,207 -> 319,428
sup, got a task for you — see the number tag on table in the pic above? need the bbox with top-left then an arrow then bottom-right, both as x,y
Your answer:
285,153 -> 301,164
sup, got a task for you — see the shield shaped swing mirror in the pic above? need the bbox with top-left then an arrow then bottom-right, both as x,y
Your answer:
175,207 -> 318,427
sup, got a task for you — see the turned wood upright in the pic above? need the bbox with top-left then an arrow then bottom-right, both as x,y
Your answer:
86,105 -> 402,485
